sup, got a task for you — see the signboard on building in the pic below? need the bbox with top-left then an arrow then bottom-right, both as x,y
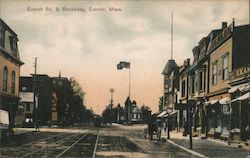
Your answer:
0,109 -> 9,126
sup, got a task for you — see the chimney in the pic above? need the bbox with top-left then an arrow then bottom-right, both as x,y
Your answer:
187,59 -> 190,66
222,22 -> 227,29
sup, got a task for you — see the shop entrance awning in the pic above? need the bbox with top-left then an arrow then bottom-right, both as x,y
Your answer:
162,110 -> 177,118
237,92 -> 250,100
228,83 -> 250,93
205,99 -> 219,105
157,110 -> 167,118
231,92 -> 250,102
219,97 -> 230,104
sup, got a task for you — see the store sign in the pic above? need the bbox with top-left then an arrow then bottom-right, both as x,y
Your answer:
230,66 -> 250,81
0,109 -> 9,125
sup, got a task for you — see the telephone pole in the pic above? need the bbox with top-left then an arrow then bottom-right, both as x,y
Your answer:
33,57 -> 38,128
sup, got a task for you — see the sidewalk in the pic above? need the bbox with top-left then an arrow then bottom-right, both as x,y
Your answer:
14,128 -> 37,135
161,131 -> 250,158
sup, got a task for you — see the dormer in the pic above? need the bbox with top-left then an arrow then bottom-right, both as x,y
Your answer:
192,46 -> 200,61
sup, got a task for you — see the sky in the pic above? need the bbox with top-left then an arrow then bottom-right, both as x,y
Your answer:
0,0 -> 249,114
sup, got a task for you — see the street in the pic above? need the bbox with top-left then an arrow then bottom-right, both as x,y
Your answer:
1,125 -> 249,158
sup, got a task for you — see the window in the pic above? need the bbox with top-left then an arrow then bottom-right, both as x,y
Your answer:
26,103 -> 31,112
181,80 -> 186,97
0,28 -> 4,47
198,71 -> 205,91
222,54 -> 229,80
212,62 -> 218,84
3,66 -> 8,92
11,71 -> 15,94
191,76 -> 195,94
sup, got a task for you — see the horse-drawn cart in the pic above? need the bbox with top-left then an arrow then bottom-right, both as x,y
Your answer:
144,123 -> 161,140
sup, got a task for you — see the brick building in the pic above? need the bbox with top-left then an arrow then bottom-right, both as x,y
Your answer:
0,18 -> 24,136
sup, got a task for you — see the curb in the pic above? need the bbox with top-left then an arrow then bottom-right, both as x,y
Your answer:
166,139 -> 208,158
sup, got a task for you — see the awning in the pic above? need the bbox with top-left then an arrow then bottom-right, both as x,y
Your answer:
237,92 -> 250,101
162,110 -> 177,118
239,84 -> 250,92
231,92 -> 250,102
157,110 -> 167,118
228,83 -> 250,93
219,97 -> 230,104
209,99 -> 219,105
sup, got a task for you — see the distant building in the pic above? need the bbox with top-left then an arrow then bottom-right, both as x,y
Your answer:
131,101 -> 143,124
19,74 -> 73,126
117,97 -> 143,124
19,75 -> 53,126
178,59 -> 190,132
160,59 -> 179,130
19,77 -> 36,126
0,18 -> 24,136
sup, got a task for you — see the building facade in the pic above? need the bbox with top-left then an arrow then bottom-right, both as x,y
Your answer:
207,21 -> 250,139
178,59 -> 190,132
166,20 -> 249,142
0,18 -> 24,136
19,75 -> 53,126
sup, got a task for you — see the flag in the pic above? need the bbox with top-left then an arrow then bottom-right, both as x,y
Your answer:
117,61 -> 130,70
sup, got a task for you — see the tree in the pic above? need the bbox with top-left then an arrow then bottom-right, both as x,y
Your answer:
70,77 -> 85,99
69,78 -> 89,124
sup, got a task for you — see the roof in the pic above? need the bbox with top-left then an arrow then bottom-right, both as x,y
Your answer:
125,96 -> 131,106
132,106 -> 142,113
162,59 -> 178,75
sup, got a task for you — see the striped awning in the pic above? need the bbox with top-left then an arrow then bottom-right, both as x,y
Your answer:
157,110 -> 167,118
228,83 -> 250,93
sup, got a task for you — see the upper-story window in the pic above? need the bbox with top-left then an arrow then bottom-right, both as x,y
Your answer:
0,28 -> 4,47
190,76 -> 195,94
222,53 -> 229,80
3,66 -> 8,92
212,61 -> 218,84
10,36 -> 18,55
11,71 -> 16,94
198,71 -> 205,91
181,79 -> 186,97
26,103 -> 31,112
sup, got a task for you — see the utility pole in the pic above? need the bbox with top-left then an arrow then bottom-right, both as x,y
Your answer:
109,88 -> 115,123
188,99 -> 195,149
109,88 -> 115,107
33,57 -> 38,129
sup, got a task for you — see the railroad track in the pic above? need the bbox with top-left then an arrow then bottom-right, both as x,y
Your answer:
0,129 -> 100,158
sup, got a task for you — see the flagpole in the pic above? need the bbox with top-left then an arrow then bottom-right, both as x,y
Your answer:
129,66 -> 131,98
128,63 -> 131,124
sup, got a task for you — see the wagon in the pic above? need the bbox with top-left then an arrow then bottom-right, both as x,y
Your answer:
143,123 -> 161,140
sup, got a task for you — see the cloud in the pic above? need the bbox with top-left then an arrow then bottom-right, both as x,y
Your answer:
1,0 -> 249,114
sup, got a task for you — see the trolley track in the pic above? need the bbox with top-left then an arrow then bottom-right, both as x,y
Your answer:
1,129 -> 100,158
56,129 -> 99,158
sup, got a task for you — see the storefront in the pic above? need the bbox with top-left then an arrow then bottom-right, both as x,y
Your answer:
206,96 -> 230,139
230,91 -> 250,141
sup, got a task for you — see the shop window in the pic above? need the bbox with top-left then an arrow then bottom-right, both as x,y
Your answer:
26,103 -> 31,112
